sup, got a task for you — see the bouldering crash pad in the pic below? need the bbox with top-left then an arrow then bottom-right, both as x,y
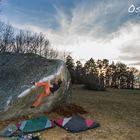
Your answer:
54,114 -> 100,133
0,124 -> 18,137
19,116 -> 55,133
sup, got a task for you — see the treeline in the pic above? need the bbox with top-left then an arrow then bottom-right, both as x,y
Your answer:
66,55 -> 140,90
0,21 -> 58,59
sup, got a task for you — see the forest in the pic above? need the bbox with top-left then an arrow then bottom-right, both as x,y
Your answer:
0,21 -> 59,59
65,55 -> 140,90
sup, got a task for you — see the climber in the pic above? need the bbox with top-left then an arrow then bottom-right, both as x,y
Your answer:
50,79 -> 62,93
31,79 -> 62,108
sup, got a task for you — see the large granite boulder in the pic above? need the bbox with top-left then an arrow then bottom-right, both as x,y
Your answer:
0,53 -> 71,121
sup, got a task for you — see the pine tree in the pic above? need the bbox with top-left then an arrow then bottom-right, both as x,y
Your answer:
65,55 -> 75,71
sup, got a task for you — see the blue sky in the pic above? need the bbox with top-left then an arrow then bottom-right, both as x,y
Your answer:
1,0 -> 140,69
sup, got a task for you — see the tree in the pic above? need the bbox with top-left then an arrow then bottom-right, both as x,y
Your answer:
46,47 -> 58,59
14,30 -> 25,53
128,67 -> 138,89
102,59 -> 110,87
0,23 -> 14,53
108,61 -> 117,87
65,55 -> 75,71
115,62 -> 127,88
62,51 -> 71,62
76,61 -> 82,71
135,72 -> 140,89
84,58 -> 97,74
65,55 -> 75,83
0,21 -> 60,59
75,61 -> 83,84
96,59 -> 103,76
83,58 -> 105,90
0,21 -> 4,47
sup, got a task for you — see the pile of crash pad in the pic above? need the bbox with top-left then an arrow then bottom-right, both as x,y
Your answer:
0,114 -> 100,140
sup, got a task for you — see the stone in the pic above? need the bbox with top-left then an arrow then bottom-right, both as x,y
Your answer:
0,53 -> 71,121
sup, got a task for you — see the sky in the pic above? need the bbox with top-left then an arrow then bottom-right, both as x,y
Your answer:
0,0 -> 140,69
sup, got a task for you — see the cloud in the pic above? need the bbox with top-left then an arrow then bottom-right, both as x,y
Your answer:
118,23 -> 140,65
2,0 -> 140,70
129,62 -> 140,66
53,0 -> 140,38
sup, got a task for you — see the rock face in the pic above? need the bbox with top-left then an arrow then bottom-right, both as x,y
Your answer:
0,53 -> 71,121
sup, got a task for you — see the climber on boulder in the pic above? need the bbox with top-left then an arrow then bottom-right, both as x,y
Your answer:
31,79 -> 62,108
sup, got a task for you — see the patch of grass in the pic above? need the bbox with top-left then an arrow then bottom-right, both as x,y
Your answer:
0,85 -> 140,140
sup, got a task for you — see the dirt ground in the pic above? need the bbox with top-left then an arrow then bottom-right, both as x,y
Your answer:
0,85 -> 140,140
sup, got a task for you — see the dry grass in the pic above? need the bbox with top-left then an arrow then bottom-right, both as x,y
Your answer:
51,103 -> 87,117
0,85 -> 140,140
